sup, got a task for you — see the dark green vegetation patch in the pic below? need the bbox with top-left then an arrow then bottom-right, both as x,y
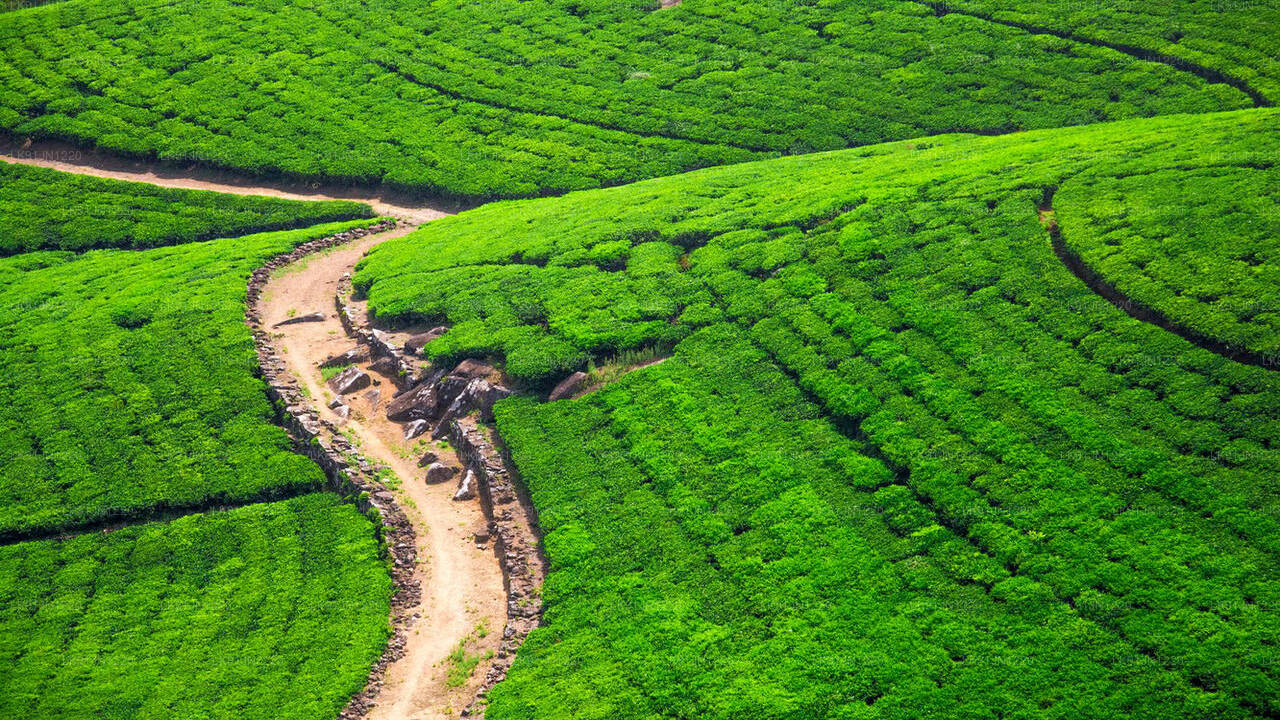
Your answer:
0,217 -> 379,537
0,160 -> 372,255
358,110 -> 1280,719
0,493 -> 392,719
0,0 -> 1272,197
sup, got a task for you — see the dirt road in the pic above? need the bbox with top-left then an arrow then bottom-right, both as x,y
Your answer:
259,224 -> 508,719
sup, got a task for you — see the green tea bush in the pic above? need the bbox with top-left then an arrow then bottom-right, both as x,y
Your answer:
358,109 -> 1280,718
0,217 -> 382,536
0,493 -> 392,719
1056,165 -> 1280,357
0,0 -> 1269,197
0,161 -> 372,255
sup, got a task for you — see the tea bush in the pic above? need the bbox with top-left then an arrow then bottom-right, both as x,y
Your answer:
1055,164 -> 1280,358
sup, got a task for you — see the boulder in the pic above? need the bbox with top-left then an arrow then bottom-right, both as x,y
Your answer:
385,382 -> 438,422
453,359 -> 499,381
433,378 -> 515,435
272,311 -> 325,327
369,355 -> 400,377
364,388 -> 382,412
403,419 -> 430,440
327,398 -> 345,409
319,346 -> 369,368
404,326 -> 449,355
453,469 -> 476,501
548,371 -> 588,402
417,451 -> 440,467
327,366 -> 371,395
425,462 -> 457,484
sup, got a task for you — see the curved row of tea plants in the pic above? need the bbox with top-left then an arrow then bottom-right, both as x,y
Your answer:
1054,164 -> 1280,359
928,0 -> 1280,101
0,216 -> 382,538
0,160 -> 372,255
357,109 -> 1280,719
0,0 -> 1269,197
0,493 -> 393,719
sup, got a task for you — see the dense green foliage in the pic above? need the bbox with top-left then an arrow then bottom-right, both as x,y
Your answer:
358,110 -> 1280,718
1056,165 -> 1280,358
0,493 -> 392,719
0,160 -> 371,255
0,217 -> 380,536
0,0 -> 1268,197
934,0 -> 1280,101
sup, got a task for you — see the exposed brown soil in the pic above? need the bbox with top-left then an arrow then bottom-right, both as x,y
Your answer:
260,226 -> 508,719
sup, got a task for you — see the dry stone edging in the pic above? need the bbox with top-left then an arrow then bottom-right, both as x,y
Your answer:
331,272 -> 546,720
244,219 -> 424,720
448,418 -> 547,718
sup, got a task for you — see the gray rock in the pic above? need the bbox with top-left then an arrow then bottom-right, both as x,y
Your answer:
425,462 -> 457,484
453,469 -> 476,501
369,355 -> 400,377
417,451 -> 440,467
386,382 -> 437,422
403,419 -> 430,440
327,398 -> 345,409
548,371 -> 588,402
320,346 -> 370,368
433,378 -> 514,435
272,311 -> 325,327
328,366 -> 371,395
364,388 -> 382,412
334,405 -> 351,422
404,326 -> 449,355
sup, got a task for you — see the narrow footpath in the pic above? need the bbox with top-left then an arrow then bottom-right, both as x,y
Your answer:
258,222 -> 509,720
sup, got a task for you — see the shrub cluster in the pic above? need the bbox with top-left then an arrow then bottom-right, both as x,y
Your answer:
358,109 -> 1280,718
0,0 -> 1263,197
0,161 -> 372,255
0,494 -> 393,719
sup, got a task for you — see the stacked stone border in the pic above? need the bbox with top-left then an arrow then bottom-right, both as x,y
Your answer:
243,219 -> 424,720
334,271 -> 548,719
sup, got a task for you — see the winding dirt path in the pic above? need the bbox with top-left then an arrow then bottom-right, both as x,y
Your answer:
259,224 -> 508,719
0,136 -> 458,223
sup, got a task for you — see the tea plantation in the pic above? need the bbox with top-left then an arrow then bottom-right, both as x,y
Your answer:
0,215 -> 381,537
0,164 -> 394,718
356,109 -> 1280,719
1055,165 -> 1280,359
0,160 -> 371,255
0,0 -> 1273,197
0,493 -> 392,719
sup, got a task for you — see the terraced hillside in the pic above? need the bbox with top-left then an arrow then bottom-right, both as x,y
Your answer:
0,166 -> 393,717
1,0 -> 1275,197
355,109 -> 1280,719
